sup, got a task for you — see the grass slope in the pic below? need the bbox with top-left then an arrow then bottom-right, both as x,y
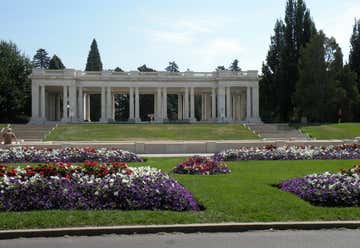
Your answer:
1,158 -> 360,229
46,124 -> 258,141
300,123 -> 360,139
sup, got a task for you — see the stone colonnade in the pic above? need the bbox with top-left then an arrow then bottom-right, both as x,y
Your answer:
30,69 -> 261,123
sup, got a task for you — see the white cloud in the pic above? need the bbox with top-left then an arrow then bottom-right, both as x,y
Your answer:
198,38 -> 244,56
147,30 -> 194,45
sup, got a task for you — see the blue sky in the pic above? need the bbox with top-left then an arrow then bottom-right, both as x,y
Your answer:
1,0 -> 359,72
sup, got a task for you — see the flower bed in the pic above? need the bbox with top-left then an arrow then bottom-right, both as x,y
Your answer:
214,144 -> 360,161
0,146 -> 143,163
0,161 -> 200,211
280,165 -> 360,207
173,156 -> 231,175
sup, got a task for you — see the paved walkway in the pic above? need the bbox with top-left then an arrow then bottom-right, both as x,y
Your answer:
1,230 -> 358,248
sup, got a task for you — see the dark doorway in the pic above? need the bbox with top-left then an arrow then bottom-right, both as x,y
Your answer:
140,94 -> 154,121
90,94 -> 101,122
114,94 -> 129,121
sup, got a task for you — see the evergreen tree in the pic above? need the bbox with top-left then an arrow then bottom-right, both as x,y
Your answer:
32,48 -> 50,69
294,32 -> 343,122
165,61 -> 179,72
114,67 -> 124,72
260,0 -> 316,122
349,19 -> 360,89
85,39 -> 103,71
337,65 -> 360,121
229,59 -> 241,72
215,65 -> 226,72
0,41 -> 32,122
48,55 -> 65,69
137,64 -> 157,72
259,20 -> 285,122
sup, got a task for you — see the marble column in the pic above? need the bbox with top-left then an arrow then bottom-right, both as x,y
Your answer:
177,94 -> 183,120
212,87 -> 216,120
184,87 -> 189,119
135,87 -> 140,122
62,85 -> 68,122
156,88 -> 162,121
201,94 -> 205,121
246,86 -> 252,121
69,84 -> 77,122
31,84 -> 39,122
56,94 -> 61,121
40,85 -> 46,120
217,87 -> 226,121
162,87 -> 168,120
78,87 -> 84,121
252,86 -> 260,121
128,87 -> 134,121
107,87 -> 112,121
190,87 -> 195,121
226,87 -> 232,121
100,86 -> 106,122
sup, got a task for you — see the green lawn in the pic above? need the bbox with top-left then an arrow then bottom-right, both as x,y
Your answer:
300,123 -> 360,139
1,158 -> 360,230
46,124 -> 258,141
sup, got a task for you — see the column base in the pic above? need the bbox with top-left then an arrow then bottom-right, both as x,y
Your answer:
29,117 -> 46,124
99,118 -> 107,123
246,117 -> 262,123
134,117 -> 142,123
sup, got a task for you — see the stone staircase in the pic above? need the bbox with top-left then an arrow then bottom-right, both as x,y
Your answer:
246,123 -> 310,140
10,123 -> 57,142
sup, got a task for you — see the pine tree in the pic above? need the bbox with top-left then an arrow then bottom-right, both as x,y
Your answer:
48,55 -> 65,69
294,32 -> 344,122
165,61 -> 179,72
215,66 -> 226,72
259,20 -> 285,122
261,0 -> 316,122
33,48 -> 50,69
85,39 -> 103,71
114,67 -> 123,72
137,64 -> 157,72
349,19 -> 360,89
229,59 -> 241,72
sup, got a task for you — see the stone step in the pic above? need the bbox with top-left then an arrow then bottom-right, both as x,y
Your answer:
9,123 -> 57,141
246,123 -> 309,140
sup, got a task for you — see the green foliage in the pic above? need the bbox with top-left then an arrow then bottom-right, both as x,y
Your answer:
260,0 -> 316,122
85,39 -> 103,71
0,40 -> 32,122
165,61 -> 179,72
294,32 -> 345,122
215,65 -> 226,72
137,64 -> 157,72
259,20 -> 285,122
229,59 -> 241,72
32,48 -> 50,69
48,55 -> 65,69
349,19 -> 360,89
114,67 -> 124,72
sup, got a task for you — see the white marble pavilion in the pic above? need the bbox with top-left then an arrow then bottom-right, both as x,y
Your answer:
30,69 -> 261,123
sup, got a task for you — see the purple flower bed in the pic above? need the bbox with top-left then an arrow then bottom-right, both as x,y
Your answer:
214,144 -> 360,161
0,163 -> 200,211
280,165 -> 360,207
0,146 -> 143,163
